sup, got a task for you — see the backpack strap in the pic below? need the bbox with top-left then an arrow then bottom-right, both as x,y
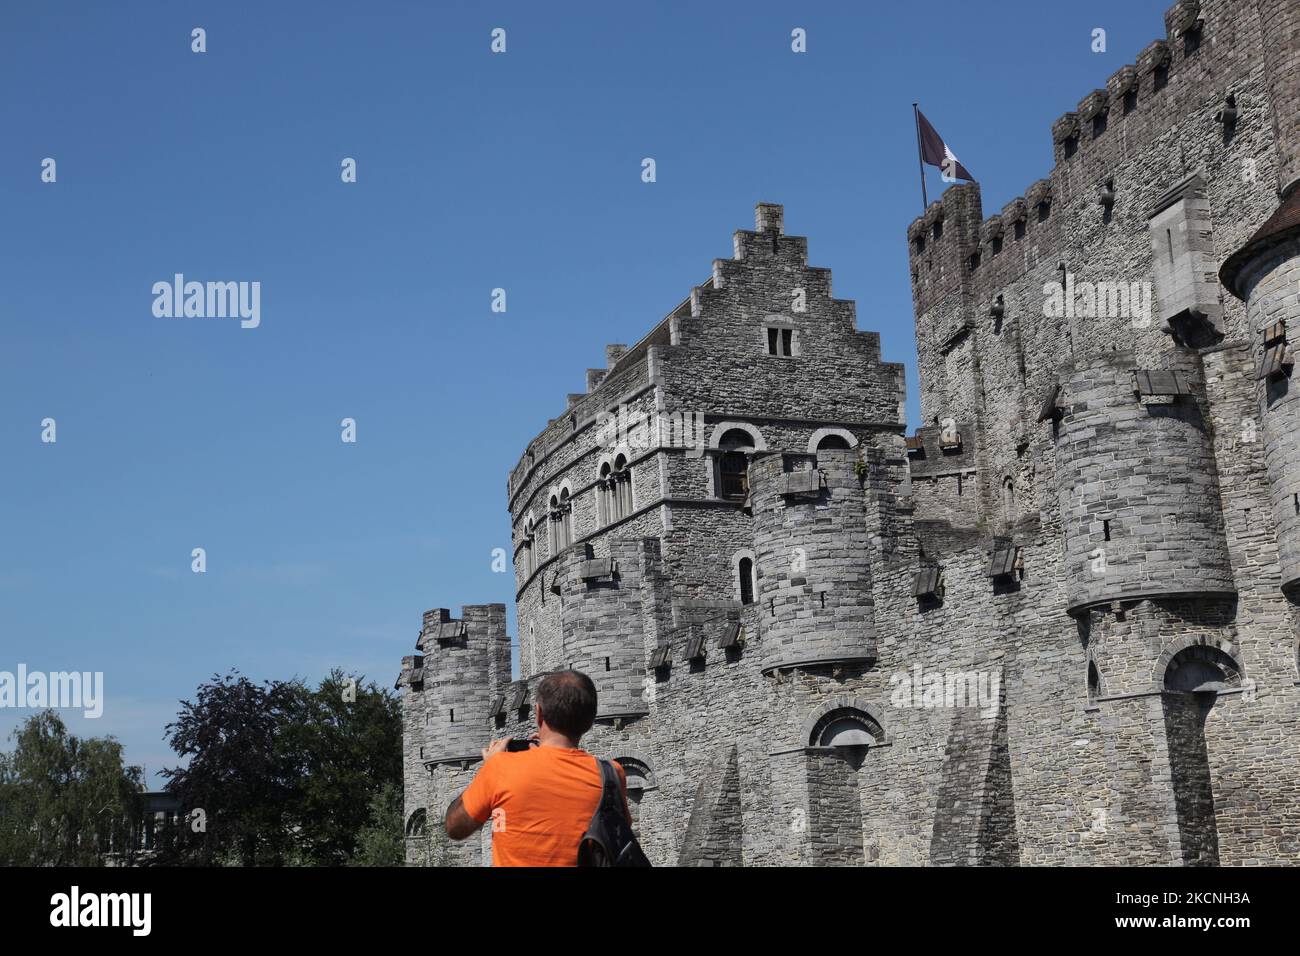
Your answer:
595,758 -> 621,807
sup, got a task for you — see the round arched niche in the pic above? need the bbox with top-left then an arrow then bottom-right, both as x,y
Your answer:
801,699 -> 887,768
1162,644 -> 1243,694
807,426 -> 858,454
405,808 -> 427,837
613,754 -> 657,805
818,713 -> 876,746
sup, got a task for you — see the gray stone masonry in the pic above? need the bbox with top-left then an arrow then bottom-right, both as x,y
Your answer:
401,0 -> 1300,866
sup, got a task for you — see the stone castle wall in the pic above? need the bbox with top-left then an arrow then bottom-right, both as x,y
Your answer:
399,0 -> 1300,866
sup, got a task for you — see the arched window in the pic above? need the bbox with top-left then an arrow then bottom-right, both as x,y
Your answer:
548,494 -> 560,552
597,462 -> 613,525
738,557 -> 755,605
405,808 -> 427,837
718,429 -> 753,501
1087,659 -> 1103,703
522,515 -> 536,578
549,490 -> 573,553
817,434 -> 851,451
613,453 -> 632,520
558,488 -> 573,549
1002,477 -> 1016,524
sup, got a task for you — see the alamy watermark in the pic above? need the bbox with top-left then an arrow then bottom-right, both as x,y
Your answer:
1043,272 -> 1151,328
889,663 -> 1001,717
0,664 -> 103,718
595,404 -> 707,458
152,274 -> 261,329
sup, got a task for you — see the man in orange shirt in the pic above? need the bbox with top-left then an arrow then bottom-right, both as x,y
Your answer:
443,670 -> 633,866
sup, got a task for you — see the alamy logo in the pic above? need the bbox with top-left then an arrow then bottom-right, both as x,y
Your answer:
595,405 -> 706,458
0,664 -> 103,718
50,886 -> 151,936
889,663 -> 1001,717
152,274 -> 261,328
1043,272 -> 1151,327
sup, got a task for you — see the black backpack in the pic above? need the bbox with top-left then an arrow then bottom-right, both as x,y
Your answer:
577,758 -> 652,867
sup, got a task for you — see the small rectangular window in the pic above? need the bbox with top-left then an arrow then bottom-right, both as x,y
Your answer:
766,327 -> 793,357
1123,88 -> 1138,114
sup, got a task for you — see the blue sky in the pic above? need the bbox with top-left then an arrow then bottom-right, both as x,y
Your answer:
1,0 -> 1167,784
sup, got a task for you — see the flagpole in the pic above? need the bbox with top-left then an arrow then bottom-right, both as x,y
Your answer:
913,103 -> 928,212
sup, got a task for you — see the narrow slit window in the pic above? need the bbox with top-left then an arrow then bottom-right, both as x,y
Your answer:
1103,519 -> 1111,541
738,557 -> 755,605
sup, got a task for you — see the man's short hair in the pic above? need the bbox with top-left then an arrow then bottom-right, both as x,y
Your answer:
536,670 -> 598,738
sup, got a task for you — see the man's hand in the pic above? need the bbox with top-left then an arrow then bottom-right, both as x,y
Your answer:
481,737 -> 511,763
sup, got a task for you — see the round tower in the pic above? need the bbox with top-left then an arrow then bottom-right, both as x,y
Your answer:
1221,194 -> 1300,593
751,447 -> 877,672
416,605 -> 511,764
556,539 -> 651,719
1054,351 -> 1235,614
1256,0 -> 1300,197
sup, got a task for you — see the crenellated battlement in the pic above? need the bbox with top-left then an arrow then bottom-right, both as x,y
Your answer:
403,5 -> 1300,861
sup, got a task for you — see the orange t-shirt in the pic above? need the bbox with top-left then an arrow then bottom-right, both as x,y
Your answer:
460,746 -> 629,867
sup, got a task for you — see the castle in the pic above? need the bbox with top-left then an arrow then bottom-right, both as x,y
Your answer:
398,0 -> 1300,865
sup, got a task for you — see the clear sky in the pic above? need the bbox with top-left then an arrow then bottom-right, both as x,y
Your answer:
1,0 -> 1168,784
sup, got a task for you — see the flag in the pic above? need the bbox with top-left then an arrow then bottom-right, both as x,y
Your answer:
916,109 -> 975,183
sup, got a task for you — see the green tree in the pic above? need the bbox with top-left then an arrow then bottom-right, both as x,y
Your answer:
158,668 -> 402,866
349,782 -> 405,866
159,671 -> 301,866
278,669 -> 403,865
0,711 -> 143,866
